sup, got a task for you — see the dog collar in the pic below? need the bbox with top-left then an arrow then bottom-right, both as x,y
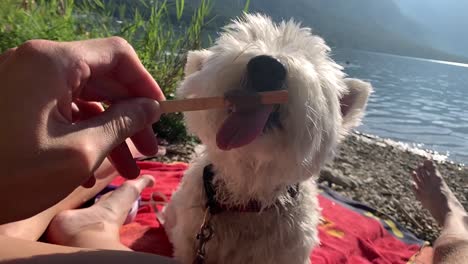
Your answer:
203,164 -> 299,215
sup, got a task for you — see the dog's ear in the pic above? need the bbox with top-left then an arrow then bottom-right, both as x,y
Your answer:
340,78 -> 373,130
185,49 -> 212,76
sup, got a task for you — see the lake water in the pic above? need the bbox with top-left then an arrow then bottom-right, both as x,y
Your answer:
332,49 -> 468,164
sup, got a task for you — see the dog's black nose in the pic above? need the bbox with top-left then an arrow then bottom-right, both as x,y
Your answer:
246,55 -> 286,92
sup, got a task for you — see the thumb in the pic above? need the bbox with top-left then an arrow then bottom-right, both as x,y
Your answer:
81,97 -> 161,145
67,98 -> 161,177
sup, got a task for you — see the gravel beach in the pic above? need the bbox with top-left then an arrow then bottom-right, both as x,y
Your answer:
151,132 -> 468,243
322,132 -> 467,243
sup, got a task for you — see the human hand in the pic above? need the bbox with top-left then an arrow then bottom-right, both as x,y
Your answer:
0,38 -> 164,215
45,175 -> 156,250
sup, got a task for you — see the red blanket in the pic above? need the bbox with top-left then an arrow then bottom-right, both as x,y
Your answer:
111,162 -> 429,264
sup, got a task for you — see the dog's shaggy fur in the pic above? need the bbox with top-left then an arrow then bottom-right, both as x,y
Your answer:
163,14 -> 372,264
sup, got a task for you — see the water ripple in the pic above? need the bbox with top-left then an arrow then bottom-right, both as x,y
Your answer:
334,50 -> 468,164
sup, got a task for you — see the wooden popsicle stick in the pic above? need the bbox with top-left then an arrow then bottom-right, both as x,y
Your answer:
159,90 -> 288,114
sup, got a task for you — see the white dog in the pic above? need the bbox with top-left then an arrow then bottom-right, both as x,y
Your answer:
163,14 -> 372,264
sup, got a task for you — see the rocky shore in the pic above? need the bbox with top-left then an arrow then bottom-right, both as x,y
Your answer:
321,132 -> 467,243
151,132 -> 467,243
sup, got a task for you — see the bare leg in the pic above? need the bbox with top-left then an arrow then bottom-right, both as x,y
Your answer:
0,139 -> 145,241
0,157 -> 118,241
412,160 -> 468,264
0,175 -> 177,264
0,238 -> 176,264
0,141 -> 176,263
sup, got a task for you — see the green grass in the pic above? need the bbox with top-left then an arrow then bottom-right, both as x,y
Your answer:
0,0 -> 218,142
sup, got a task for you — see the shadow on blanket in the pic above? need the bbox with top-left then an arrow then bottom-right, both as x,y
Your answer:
108,162 -> 433,264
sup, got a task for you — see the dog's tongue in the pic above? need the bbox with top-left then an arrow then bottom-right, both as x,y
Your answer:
216,105 -> 273,150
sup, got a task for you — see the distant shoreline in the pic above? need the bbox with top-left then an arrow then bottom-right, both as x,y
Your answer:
353,131 -> 458,165
333,48 -> 468,66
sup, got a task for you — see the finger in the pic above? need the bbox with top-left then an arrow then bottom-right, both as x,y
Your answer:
74,100 -> 152,178
65,98 -> 160,179
71,102 -> 82,122
103,175 -> 155,214
81,175 -> 97,188
80,76 -> 130,102
0,47 -> 17,65
72,62 -> 159,158
423,159 -> 434,168
72,100 -> 131,180
60,37 -> 165,101
132,174 -> 156,190
423,159 -> 436,174
131,127 -> 159,156
108,142 -> 140,179
73,100 -> 104,122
